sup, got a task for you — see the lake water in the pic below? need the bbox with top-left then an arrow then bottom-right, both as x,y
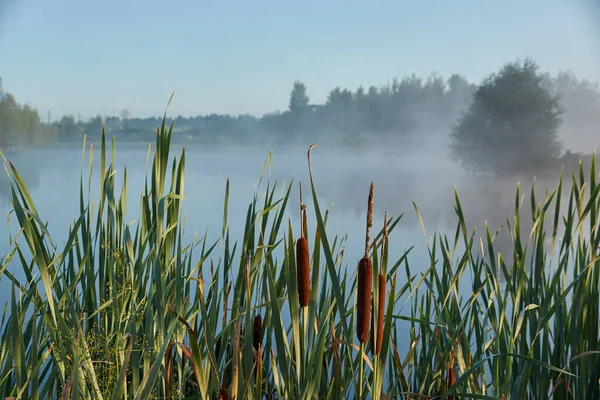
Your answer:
0,140 -> 570,356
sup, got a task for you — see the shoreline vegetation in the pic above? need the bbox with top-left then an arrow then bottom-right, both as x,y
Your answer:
0,112 -> 599,399
1,60 -> 599,156
1,59 -> 598,189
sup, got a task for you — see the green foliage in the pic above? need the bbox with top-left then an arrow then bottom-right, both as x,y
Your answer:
4,61 -> 600,152
451,58 -> 563,175
553,71 -> 600,152
56,115 -> 79,140
284,74 -> 475,140
0,109 -> 599,399
0,93 -> 56,146
289,80 -> 310,113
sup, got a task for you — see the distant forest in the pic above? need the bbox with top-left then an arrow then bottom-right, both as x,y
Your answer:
1,62 -> 599,154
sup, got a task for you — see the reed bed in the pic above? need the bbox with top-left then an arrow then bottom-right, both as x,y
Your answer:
0,109 -> 599,399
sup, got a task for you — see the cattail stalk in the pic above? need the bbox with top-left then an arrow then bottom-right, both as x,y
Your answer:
357,257 -> 372,343
357,182 -> 374,344
371,211 -> 388,354
370,273 -> 386,355
447,366 -> 455,400
297,182 -> 310,308
296,236 -> 310,307
253,314 -> 263,373
253,314 -> 262,353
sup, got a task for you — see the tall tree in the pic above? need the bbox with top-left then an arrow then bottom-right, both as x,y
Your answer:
84,115 -> 104,139
0,94 -> 21,143
445,74 -> 474,117
289,81 -> 309,113
57,115 -> 79,140
552,72 -> 600,152
450,59 -> 562,175
0,93 -> 52,146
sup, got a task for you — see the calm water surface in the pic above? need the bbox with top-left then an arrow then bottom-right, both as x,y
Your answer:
0,141 -> 566,354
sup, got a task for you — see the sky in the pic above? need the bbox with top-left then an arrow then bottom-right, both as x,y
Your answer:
0,0 -> 599,120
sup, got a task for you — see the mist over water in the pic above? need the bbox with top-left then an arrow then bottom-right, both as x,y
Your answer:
2,2 -> 600,397
0,66 -> 592,308
0,130 -> 578,308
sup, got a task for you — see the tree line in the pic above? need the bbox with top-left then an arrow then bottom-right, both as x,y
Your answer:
1,58 -> 599,174
0,94 -> 56,147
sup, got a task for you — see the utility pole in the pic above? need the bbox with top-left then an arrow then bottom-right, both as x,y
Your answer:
47,107 -> 55,125
0,77 -> 4,103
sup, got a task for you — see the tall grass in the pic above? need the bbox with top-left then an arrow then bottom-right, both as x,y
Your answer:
0,108 -> 599,399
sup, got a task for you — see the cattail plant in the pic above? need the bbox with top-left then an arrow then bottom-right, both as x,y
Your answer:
371,211 -> 388,355
357,182 -> 374,344
296,182 -> 310,308
253,314 -> 263,373
253,314 -> 262,353
370,274 -> 386,355
218,388 -> 231,400
447,366 -> 456,400
446,352 -> 456,400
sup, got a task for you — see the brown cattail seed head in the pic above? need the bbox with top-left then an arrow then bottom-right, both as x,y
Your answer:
370,273 -> 386,355
253,315 -> 262,352
356,256 -> 373,343
447,366 -> 455,400
296,237 -> 310,307
219,388 -> 230,400
215,336 -> 222,359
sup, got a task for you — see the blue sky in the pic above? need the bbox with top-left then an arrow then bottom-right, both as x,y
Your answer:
0,0 -> 599,120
